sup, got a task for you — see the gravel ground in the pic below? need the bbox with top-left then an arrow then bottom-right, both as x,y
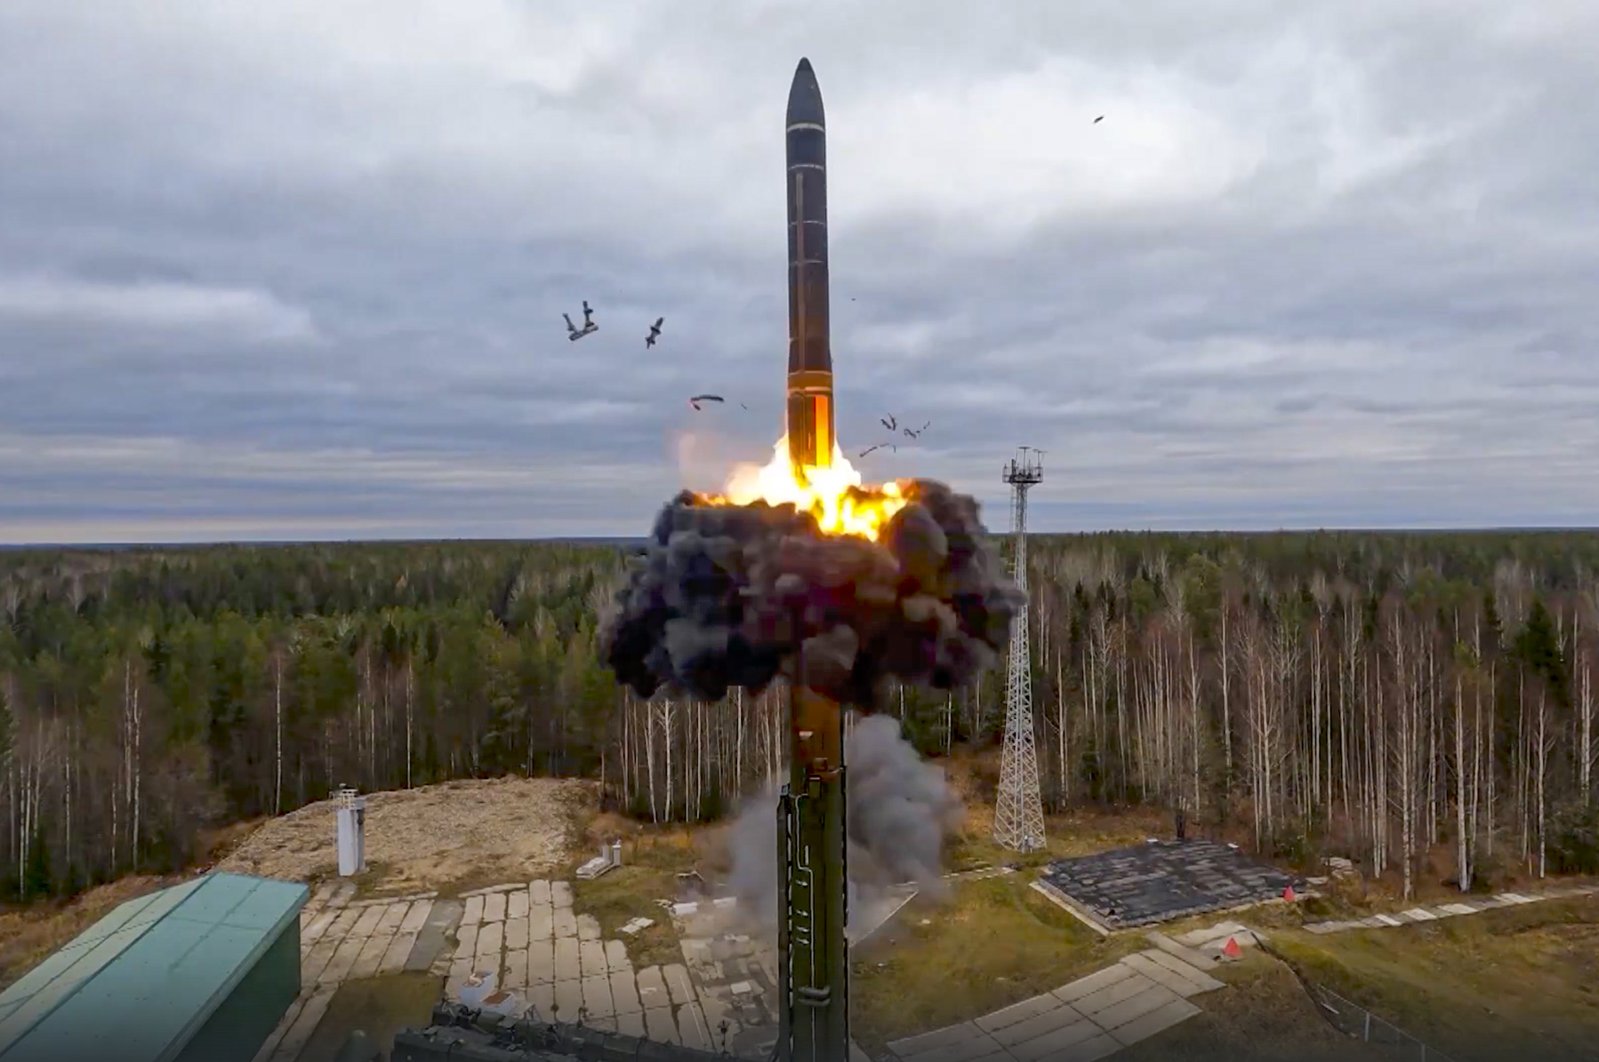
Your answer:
218,776 -> 593,893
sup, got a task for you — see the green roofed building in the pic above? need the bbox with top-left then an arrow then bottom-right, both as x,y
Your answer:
0,872 -> 308,1062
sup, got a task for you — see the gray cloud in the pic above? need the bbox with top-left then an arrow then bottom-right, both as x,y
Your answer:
1,0 -> 1597,542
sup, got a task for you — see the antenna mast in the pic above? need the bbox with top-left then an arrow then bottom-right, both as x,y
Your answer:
994,448 -> 1047,852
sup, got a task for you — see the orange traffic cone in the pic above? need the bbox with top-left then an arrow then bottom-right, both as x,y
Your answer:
1283,884 -> 1297,902
1221,937 -> 1243,960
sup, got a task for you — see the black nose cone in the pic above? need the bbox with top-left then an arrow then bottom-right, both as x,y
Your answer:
787,57 -> 825,127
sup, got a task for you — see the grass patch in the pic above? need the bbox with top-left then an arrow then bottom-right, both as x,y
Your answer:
0,874 -> 178,991
1271,896 -> 1599,1061
850,875 -> 1143,1050
570,827 -> 699,971
297,971 -> 441,1062
1117,953 -> 1385,1062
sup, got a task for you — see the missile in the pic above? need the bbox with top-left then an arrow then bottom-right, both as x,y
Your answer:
786,57 -> 834,476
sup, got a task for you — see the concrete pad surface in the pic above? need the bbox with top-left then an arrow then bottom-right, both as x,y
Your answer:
1006,1018 -> 1101,1062
1107,997 -> 1201,1046
1053,962 -> 1137,1004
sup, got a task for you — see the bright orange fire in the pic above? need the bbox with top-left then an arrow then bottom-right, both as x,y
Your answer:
695,437 -> 910,541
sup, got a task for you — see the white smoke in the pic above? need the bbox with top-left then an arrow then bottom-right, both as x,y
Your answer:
725,712 -> 962,931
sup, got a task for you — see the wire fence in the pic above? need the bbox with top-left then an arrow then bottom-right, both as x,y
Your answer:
1304,981 -> 1460,1062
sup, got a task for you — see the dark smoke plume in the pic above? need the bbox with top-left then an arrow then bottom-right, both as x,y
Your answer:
726,713 -> 963,930
600,480 -> 1022,708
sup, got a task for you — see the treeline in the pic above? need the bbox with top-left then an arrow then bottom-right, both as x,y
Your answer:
4,531 -> 1599,903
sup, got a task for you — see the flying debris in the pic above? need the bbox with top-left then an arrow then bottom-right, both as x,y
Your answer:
1094,115 -> 1105,123
880,415 -> 897,431
902,421 -> 930,439
689,394 -> 725,411
858,443 -> 897,457
564,300 -> 598,341
645,316 -> 664,348
740,402 -> 750,411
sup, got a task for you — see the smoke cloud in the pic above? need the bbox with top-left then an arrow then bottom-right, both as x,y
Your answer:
600,479 -> 1022,708
726,713 -> 963,931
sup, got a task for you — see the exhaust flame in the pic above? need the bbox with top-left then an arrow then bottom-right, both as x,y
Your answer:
694,437 -> 909,541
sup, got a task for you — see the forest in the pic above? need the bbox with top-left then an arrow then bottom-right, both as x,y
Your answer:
3,530 -> 1599,904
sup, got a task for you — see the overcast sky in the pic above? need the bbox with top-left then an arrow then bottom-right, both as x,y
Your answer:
2,1 -> 1597,543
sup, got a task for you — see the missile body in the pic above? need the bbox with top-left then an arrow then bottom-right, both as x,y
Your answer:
786,58 -> 834,475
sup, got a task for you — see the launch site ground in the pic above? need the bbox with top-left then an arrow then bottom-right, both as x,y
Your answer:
5,769 -> 1599,1062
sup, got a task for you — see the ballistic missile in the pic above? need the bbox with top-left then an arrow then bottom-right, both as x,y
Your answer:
786,57 -> 834,475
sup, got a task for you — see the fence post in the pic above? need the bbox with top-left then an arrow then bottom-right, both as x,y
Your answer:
1363,1012 -> 1371,1041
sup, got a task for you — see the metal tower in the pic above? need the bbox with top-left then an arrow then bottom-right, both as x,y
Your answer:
994,448 -> 1047,853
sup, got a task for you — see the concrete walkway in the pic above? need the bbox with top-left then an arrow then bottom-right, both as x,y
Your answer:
1299,882 -> 1599,935
886,943 -> 1224,1062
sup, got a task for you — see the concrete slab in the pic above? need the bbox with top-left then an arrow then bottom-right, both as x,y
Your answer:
1373,913 -> 1404,926
1006,1018 -> 1101,1062
645,1006 -> 681,1045
484,891 -> 508,923
902,1033 -> 1007,1062
476,919 -> 504,958
554,937 -> 581,981
528,936 -> 555,985
321,934 -> 368,985
530,879 -> 552,905
617,1010 -> 647,1038
415,899 -> 459,975
325,906 -> 362,940
462,894 -> 485,927
267,985 -> 336,1062
1145,931 -> 1219,970
1090,981 -> 1182,1032
301,937 -> 341,984
987,1002 -> 1086,1049
664,962 -> 697,1006
553,978 -> 584,1023
552,880 -> 574,908
301,910 -> 339,947
505,916 -> 529,951
1401,908 -> 1438,921
445,958 -> 471,1001
381,931 -> 419,975
352,904 -> 387,938
1107,997 -> 1201,1046
1052,962 -> 1137,1005
611,968 -> 643,1014
521,981 -> 552,1020
377,901 -> 410,934
1121,951 -> 1218,997
553,906 -> 579,939
582,974 -> 615,1019
579,938 -> 607,978
1174,920 -> 1249,948
503,947 -> 528,989
974,992 -> 1066,1034
604,938 -> 631,973
1071,972 -> 1158,1020
1440,902 -> 1478,916
351,930 -> 394,979
529,903 -> 553,941
637,965 -> 671,1010
889,1020 -> 989,1058
399,899 -> 433,934
508,889 -> 530,920
577,913 -> 602,941
677,1001 -> 712,1051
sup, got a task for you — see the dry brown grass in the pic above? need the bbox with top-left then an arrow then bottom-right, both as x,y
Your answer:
217,776 -> 595,894
0,874 -> 181,991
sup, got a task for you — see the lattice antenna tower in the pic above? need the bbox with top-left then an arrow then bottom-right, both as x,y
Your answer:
993,447 -> 1047,852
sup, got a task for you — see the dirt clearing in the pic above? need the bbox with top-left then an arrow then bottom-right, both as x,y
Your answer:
217,776 -> 594,893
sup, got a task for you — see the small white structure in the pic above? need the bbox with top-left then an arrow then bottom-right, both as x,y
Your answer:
575,839 -> 622,880
335,786 -> 367,877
